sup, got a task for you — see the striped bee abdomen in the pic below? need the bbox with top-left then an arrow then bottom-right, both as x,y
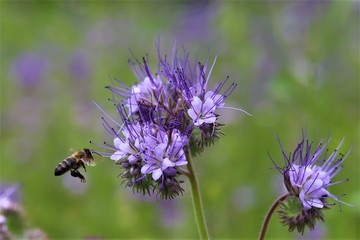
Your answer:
54,157 -> 77,176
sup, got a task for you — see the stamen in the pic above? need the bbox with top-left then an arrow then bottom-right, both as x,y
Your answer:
221,106 -> 252,116
93,101 -> 121,128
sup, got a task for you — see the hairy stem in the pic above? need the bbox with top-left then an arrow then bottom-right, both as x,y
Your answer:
259,193 -> 289,240
186,150 -> 209,239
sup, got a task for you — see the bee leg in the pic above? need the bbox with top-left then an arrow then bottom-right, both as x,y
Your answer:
70,170 -> 86,183
80,161 -> 87,172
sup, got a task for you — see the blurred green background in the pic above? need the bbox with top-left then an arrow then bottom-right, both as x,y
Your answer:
1,1 -> 359,239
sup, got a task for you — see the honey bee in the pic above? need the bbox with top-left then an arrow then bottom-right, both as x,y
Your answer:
54,148 -> 96,183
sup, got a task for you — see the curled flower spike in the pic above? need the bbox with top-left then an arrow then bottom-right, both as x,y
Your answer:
268,133 -> 351,234
93,42 -> 249,199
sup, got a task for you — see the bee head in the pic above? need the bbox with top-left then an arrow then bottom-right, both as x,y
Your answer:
83,148 -> 93,157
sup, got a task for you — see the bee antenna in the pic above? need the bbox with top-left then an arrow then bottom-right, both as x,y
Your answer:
91,150 -> 103,157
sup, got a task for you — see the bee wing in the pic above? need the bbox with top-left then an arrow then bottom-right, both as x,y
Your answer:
87,161 -> 96,167
82,158 -> 97,167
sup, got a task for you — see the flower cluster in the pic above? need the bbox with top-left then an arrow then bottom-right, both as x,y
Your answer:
271,134 -> 351,234
0,184 -> 48,239
96,44 -> 248,199
0,184 -> 24,239
0,184 -> 23,230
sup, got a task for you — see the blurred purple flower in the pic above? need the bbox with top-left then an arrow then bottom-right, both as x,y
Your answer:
0,184 -> 47,239
11,53 -> 47,88
0,183 -> 23,234
0,184 -> 21,211
298,223 -> 325,240
158,199 -> 184,228
69,50 -> 92,80
172,1 -> 215,43
282,0 -> 328,45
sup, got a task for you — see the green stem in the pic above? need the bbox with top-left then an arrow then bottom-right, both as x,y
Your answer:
259,193 -> 289,240
186,150 -> 209,239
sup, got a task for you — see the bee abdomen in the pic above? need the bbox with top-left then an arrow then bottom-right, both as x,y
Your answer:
54,158 -> 76,176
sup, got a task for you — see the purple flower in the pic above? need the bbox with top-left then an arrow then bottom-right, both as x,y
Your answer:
110,122 -> 143,164
126,76 -> 165,113
107,44 -> 249,132
281,136 -> 350,209
94,42 -> 249,198
141,129 -> 188,180
271,133 -> 351,234
188,95 -> 216,126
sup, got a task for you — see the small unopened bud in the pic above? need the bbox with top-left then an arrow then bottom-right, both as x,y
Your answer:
163,167 -> 177,177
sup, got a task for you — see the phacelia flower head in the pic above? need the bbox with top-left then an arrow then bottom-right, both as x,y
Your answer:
0,184 -> 23,239
0,184 -> 48,239
94,42 -> 249,199
0,184 -> 22,217
270,133 -> 351,234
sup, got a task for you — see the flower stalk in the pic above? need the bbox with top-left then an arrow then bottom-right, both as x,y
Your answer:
259,193 -> 289,240
186,150 -> 209,239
